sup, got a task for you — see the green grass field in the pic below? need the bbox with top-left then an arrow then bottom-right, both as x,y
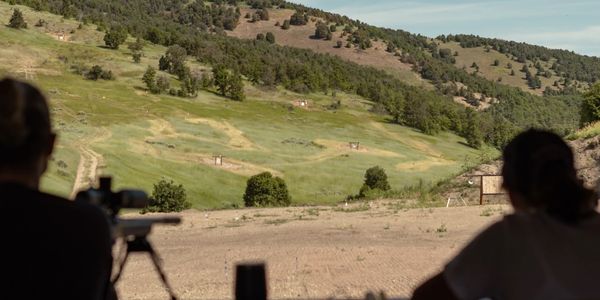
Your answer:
0,3 -> 496,209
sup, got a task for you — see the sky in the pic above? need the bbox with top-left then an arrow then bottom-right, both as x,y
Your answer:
287,0 -> 600,57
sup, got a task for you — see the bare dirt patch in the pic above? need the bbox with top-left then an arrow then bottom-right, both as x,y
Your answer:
115,203 -> 508,299
186,117 -> 258,150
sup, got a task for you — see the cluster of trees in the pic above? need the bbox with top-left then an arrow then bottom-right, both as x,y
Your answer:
440,34 -> 600,84
12,0 -> 241,40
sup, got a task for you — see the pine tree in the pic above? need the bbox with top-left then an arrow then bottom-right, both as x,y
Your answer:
228,71 -> 245,101
142,66 -> 157,93
8,9 -> 27,29
265,32 -> 275,44
213,65 -> 229,96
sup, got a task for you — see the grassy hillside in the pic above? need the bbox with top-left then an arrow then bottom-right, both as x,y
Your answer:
0,3 -> 494,209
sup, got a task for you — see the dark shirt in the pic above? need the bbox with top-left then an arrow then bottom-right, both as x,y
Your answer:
0,182 -> 114,299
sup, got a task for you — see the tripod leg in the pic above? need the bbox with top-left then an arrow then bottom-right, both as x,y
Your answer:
140,239 -> 178,300
112,249 -> 131,285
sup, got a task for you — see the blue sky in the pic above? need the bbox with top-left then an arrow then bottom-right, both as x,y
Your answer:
288,0 -> 600,57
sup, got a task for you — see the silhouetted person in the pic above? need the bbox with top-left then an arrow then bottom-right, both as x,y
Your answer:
412,129 -> 600,300
0,78 -> 115,299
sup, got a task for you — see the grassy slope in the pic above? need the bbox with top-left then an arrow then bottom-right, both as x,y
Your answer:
0,3 -> 495,209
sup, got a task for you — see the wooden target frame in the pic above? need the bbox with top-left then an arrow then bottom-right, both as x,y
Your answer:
479,175 -> 506,205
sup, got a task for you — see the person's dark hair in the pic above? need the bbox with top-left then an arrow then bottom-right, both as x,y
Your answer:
502,129 -> 596,224
0,77 -> 52,170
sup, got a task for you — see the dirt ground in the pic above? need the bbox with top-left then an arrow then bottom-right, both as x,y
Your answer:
114,202 -> 509,300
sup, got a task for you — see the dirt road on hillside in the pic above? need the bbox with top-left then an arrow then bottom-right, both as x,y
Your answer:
70,128 -> 111,198
115,203 -> 508,299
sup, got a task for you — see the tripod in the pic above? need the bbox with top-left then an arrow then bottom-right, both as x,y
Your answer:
112,235 -> 179,300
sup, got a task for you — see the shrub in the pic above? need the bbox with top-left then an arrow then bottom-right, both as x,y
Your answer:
35,19 -> 46,27
132,52 -> 142,63
85,65 -> 114,80
265,32 -> 275,44
358,166 -> 391,198
143,179 -> 191,213
103,26 -> 127,49
243,172 -> 291,207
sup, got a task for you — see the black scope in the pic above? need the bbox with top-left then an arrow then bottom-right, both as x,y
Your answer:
75,177 -> 148,218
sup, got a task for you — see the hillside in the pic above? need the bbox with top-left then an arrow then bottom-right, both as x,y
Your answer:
229,7 -> 430,88
6,0 -> 588,153
0,2 -> 494,209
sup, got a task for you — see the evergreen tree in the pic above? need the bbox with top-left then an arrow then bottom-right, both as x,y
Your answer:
228,71 -> 245,101
8,8 -> 27,29
156,75 -> 170,94
581,82 -> 600,124
142,66 -> 157,93
265,32 -> 275,44
212,65 -> 229,96
358,166 -> 391,198
314,22 -> 330,39
464,108 -> 483,149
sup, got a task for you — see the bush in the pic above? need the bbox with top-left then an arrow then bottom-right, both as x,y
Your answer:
243,172 -> 291,207
103,26 -> 127,49
265,32 -> 275,44
358,166 -> 391,198
85,65 -> 114,80
143,179 -> 191,213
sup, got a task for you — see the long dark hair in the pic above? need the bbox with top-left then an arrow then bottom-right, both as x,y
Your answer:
0,78 -> 52,170
502,129 -> 596,224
